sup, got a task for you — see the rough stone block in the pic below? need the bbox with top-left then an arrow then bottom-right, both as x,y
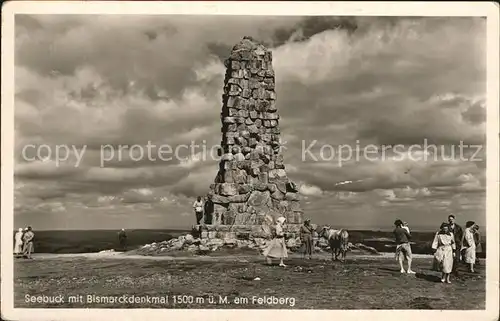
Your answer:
228,108 -> 239,117
236,137 -> 248,147
248,98 -> 256,110
240,79 -> 249,90
249,111 -> 258,120
221,153 -> 234,161
211,194 -> 230,204
271,189 -> 285,200
232,69 -> 245,78
242,147 -> 252,154
285,193 -> 300,201
248,124 -> 259,134
238,184 -> 254,194
242,89 -> 252,98
240,50 -> 252,60
264,112 -> 279,120
234,213 -> 252,225
227,124 -> 237,132
223,117 -> 236,124
234,153 -> 245,161
240,130 -> 250,139
228,193 -> 251,203
249,79 -> 260,89
248,190 -> 271,207
248,137 -> 258,147
223,171 -> 234,183
247,175 -> 259,185
259,172 -> 269,184
219,183 -> 238,196
254,182 -> 268,191
260,134 -> 271,142
250,167 -> 260,177
233,169 -> 247,184
289,200 -> 301,212
231,60 -> 240,70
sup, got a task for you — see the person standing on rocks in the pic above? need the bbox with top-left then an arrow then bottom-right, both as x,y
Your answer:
263,216 -> 288,267
193,196 -> 204,225
300,219 -> 314,260
203,197 -> 214,225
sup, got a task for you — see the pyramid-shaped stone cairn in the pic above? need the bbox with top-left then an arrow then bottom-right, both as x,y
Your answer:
200,37 -> 303,239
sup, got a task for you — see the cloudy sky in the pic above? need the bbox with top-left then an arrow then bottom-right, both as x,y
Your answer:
14,15 -> 486,231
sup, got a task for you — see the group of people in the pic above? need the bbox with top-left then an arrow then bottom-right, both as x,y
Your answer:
193,196 -> 217,225
13,226 -> 35,259
194,193 -> 484,279
262,217 -> 319,266
394,214 -> 483,284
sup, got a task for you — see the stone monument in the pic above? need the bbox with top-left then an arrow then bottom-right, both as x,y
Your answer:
195,36 -> 303,240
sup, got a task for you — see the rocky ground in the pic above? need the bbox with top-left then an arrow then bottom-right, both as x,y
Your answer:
128,233 -> 380,256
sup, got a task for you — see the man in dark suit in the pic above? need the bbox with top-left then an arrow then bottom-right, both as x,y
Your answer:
447,214 -> 463,275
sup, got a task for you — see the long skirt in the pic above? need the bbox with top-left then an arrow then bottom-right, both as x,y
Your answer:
433,245 -> 453,273
301,235 -> 314,256
14,239 -> 23,254
463,246 -> 476,264
262,237 -> 288,259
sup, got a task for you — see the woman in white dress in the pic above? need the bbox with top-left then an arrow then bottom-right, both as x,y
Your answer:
13,228 -> 23,257
432,223 -> 456,283
462,221 -> 477,273
263,217 -> 288,267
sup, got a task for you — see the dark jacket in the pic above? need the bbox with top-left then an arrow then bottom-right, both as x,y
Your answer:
448,223 -> 463,248
393,226 -> 411,244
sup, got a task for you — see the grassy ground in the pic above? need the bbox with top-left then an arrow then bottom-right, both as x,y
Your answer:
14,252 -> 485,309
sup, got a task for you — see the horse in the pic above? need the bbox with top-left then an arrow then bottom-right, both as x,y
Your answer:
319,226 -> 349,262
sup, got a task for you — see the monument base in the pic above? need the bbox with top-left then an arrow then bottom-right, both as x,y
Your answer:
191,224 -> 301,240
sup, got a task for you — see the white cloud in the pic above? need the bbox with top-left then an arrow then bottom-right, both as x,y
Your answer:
299,184 -> 323,196
13,16 -> 486,230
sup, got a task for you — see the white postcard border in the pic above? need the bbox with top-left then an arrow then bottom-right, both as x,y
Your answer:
1,2 -> 498,321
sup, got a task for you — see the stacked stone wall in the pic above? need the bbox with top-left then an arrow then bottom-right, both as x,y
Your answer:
205,36 -> 303,231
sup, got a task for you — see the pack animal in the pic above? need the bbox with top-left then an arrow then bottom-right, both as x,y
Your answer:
320,226 -> 349,262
